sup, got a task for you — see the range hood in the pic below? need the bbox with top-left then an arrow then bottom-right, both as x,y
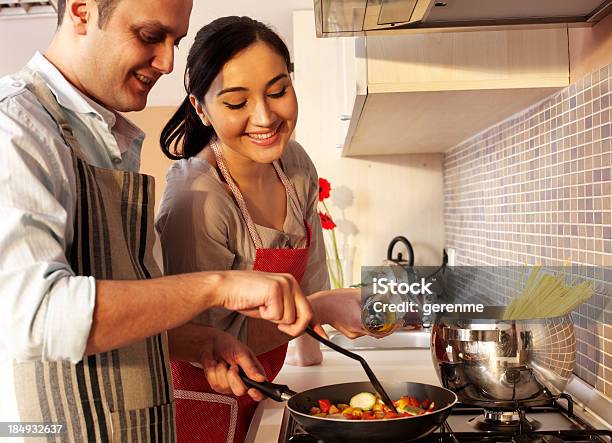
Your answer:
0,0 -> 57,19
314,0 -> 612,36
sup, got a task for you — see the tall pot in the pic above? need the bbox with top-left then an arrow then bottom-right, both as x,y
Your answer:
431,308 -> 576,408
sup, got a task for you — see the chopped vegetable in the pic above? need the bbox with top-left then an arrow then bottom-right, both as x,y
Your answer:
318,399 -> 332,413
309,392 -> 436,420
397,396 -> 421,411
341,407 -> 355,416
398,405 -> 424,416
327,413 -> 345,420
349,392 -> 377,411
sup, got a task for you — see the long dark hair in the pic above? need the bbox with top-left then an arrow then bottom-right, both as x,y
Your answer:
160,16 -> 293,160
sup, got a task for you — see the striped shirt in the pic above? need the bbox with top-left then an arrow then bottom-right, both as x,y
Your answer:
0,53 -> 145,423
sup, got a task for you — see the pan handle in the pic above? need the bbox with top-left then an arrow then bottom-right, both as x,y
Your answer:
238,368 -> 297,402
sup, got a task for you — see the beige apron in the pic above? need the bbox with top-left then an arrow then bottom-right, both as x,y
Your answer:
10,68 -> 175,442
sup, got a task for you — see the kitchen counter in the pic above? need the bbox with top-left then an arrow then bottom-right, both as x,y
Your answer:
247,348 -> 438,443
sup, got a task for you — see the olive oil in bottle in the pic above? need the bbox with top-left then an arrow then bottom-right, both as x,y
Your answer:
360,295 -> 400,336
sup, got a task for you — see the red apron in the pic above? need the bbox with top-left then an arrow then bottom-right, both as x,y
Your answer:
172,140 -> 311,443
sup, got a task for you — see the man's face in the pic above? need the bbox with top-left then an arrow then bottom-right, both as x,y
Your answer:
79,0 -> 191,112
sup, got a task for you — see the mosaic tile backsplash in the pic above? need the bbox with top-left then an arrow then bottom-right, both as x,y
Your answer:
444,62 -> 612,399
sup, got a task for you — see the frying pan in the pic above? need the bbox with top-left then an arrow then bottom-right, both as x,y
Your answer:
240,375 -> 458,443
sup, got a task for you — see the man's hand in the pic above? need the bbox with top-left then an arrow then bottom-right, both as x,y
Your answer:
214,271 -> 313,337
309,288 -> 367,339
87,270 -> 316,356
199,329 -> 267,401
169,323 -> 266,401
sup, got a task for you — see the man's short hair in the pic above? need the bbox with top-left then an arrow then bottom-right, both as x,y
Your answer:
57,0 -> 119,28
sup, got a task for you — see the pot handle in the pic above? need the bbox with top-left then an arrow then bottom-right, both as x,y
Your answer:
238,368 -> 296,402
443,327 -> 501,342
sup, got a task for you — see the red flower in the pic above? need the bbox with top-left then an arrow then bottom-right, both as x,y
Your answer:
318,177 -> 331,202
318,211 -> 336,230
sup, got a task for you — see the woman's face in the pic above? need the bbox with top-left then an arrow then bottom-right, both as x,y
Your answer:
194,41 -> 298,164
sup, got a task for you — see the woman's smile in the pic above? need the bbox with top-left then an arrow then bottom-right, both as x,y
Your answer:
244,122 -> 283,146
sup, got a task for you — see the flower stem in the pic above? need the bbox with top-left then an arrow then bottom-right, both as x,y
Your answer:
322,231 -> 339,287
330,227 -> 344,288
322,201 -> 344,288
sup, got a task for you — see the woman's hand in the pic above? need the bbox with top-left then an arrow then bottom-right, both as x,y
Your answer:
168,323 -> 266,401
309,288 -> 367,339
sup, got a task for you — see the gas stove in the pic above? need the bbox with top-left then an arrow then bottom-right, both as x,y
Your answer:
279,395 -> 612,443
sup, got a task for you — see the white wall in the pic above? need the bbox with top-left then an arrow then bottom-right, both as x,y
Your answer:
1,5 -> 446,284
151,0 -> 313,106
0,16 -> 56,75
292,10 -> 445,284
0,0 -> 312,106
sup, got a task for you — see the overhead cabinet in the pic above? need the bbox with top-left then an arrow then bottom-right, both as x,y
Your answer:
340,27 -> 570,155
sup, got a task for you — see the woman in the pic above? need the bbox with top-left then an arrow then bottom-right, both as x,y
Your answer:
155,16 -> 365,443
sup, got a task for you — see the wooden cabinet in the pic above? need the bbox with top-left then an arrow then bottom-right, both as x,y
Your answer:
365,29 -> 569,92
293,10 -> 570,156
348,28 -> 569,156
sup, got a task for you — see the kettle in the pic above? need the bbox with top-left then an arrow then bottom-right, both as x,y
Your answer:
382,236 -> 443,328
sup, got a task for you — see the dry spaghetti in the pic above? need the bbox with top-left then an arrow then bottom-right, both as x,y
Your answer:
502,266 -> 592,320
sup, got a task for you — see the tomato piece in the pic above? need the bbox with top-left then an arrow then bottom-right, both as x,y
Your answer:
318,399 -> 332,413
384,411 -> 399,419
408,397 -> 420,408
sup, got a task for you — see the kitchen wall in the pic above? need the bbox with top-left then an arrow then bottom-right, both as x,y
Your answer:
292,9 -> 446,284
1,4 -> 444,283
0,0 -> 312,105
0,17 -> 56,74
128,10 -> 447,285
1,1 -> 313,267
444,16 -> 612,399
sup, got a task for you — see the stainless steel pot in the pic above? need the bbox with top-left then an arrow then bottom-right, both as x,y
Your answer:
430,309 -> 576,408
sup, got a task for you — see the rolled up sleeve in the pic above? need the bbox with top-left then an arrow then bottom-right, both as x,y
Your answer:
0,93 -> 95,363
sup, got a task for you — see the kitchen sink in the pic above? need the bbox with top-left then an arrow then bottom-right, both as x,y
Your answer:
324,329 -> 431,350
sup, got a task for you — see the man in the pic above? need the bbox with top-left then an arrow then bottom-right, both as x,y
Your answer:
0,0 -> 313,440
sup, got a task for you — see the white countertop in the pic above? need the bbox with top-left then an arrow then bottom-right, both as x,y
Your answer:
248,348 -> 438,443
